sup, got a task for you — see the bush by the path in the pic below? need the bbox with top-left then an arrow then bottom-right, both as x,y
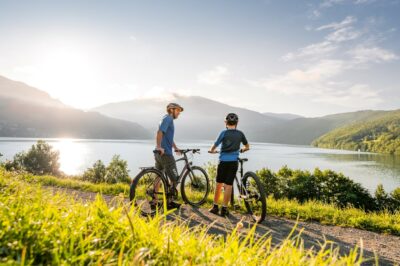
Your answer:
256,166 -> 400,212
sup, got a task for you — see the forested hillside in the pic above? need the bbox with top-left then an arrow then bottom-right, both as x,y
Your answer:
313,110 -> 400,154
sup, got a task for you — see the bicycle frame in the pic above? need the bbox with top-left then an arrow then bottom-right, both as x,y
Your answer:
231,159 -> 247,206
175,153 -> 194,185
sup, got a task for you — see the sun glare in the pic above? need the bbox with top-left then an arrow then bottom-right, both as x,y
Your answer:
26,44 -> 99,108
53,138 -> 87,175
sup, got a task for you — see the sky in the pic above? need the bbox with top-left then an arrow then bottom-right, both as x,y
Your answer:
0,0 -> 399,117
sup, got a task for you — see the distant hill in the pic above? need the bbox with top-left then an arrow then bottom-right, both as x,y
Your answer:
93,95 -> 283,141
260,110 -> 386,145
0,75 -> 65,108
0,97 -> 150,139
262,112 -> 303,120
93,95 -> 389,145
313,110 -> 400,154
0,75 -> 150,139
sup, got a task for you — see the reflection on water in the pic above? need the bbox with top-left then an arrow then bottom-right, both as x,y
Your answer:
0,138 -> 399,192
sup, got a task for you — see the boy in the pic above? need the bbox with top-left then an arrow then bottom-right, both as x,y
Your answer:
208,113 -> 249,216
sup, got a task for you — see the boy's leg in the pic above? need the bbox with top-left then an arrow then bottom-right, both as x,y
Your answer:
222,184 -> 233,207
213,182 -> 224,204
209,162 -> 225,214
220,161 -> 238,216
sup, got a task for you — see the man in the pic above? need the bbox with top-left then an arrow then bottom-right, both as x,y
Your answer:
155,102 -> 184,209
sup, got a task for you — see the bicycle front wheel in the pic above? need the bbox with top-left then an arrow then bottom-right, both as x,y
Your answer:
242,171 -> 267,223
181,166 -> 210,206
130,168 -> 168,216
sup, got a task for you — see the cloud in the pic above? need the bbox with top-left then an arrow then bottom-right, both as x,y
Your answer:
258,10 -> 399,108
312,84 -> 383,108
283,17 -> 360,61
197,65 -> 230,85
349,46 -> 399,63
316,16 -> 356,31
282,41 -> 338,61
260,60 -> 347,95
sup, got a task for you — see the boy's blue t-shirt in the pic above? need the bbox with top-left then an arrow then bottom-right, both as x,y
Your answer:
214,129 -> 248,162
158,114 -> 174,155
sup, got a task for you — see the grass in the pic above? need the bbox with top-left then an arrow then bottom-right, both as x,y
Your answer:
0,170 -> 366,265
4,168 -> 400,236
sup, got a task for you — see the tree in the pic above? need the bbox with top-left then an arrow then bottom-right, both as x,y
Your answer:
3,140 -> 60,175
104,155 -> 130,184
82,160 -> 107,183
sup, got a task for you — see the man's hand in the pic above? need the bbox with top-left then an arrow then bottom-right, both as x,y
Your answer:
175,149 -> 182,156
156,147 -> 165,156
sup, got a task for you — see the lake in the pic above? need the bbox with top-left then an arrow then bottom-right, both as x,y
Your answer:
1,138 -> 399,193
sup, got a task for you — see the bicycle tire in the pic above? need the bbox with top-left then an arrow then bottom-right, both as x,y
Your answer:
242,171 -> 267,223
180,166 -> 210,206
130,168 -> 168,216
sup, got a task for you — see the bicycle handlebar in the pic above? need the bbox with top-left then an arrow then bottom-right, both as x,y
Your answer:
208,149 -> 249,154
153,149 -> 200,155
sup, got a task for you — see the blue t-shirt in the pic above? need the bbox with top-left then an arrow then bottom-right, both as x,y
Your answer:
214,129 -> 248,161
158,115 -> 174,155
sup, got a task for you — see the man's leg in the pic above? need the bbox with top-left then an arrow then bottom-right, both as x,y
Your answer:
162,154 -> 179,189
161,155 -> 181,209
151,154 -> 164,205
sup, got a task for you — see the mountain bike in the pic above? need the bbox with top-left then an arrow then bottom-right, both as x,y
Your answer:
130,149 -> 210,216
209,151 -> 267,223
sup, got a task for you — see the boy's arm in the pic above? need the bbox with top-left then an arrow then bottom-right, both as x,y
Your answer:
240,132 -> 250,152
209,131 -> 225,153
241,143 -> 250,153
209,144 -> 218,153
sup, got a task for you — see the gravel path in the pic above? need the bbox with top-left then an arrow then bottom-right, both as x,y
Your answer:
49,187 -> 400,265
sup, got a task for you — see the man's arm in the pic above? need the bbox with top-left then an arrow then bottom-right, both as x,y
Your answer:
172,142 -> 181,155
156,130 -> 165,155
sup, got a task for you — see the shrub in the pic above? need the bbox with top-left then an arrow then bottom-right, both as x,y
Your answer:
82,160 -> 107,183
82,155 -> 130,184
257,166 -> 376,211
3,140 -> 60,175
104,155 -> 130,184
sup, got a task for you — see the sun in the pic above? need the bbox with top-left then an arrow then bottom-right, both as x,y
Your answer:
22,43 -> 100,109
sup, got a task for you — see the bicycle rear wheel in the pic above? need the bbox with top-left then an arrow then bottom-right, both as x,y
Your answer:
130,168 -> 168,216
242,171 -> 267,223
180,166 -> 210,206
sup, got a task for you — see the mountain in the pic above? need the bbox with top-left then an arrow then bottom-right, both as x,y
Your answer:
313,110 -> 400,154
93,95 -> 284,141
94,96 -> 389,144
0,75 -> 65,108
262,112 -> 303,120
260,110 -> 386,145
0,75 -> 150,139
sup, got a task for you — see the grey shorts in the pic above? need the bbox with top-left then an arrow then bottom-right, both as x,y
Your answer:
154,153 -> 179,184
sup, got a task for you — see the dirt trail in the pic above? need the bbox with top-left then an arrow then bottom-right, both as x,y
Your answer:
50,187 -> 400,266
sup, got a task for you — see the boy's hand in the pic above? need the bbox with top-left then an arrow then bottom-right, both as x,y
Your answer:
208,150 -> 218,154
175,149 -> 182,156
240,148 -> 249,153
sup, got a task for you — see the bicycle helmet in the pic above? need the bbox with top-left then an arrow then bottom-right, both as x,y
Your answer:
225,113 -> 239,125
166,103 -> 184,112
